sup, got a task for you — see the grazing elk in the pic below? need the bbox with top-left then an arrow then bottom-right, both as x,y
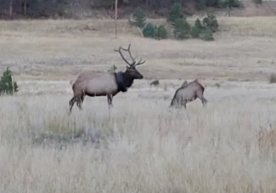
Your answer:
69,44 -> 145,113
170,79 -> 207,108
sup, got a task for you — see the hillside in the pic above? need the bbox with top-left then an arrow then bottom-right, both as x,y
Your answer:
0,17 -> 275,82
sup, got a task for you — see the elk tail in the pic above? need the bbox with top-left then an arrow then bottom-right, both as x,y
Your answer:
69,80 -> 77,92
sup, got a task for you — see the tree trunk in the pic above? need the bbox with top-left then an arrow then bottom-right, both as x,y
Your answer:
24,0 -> 27,16
9,0 -> 13,19
227,5 -> 231,16
115,0 -> 118,38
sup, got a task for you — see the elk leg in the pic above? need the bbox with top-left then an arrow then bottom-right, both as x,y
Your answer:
76,100 -> 82,110
200,97 -> 208,106
69,97 -> 77,113
196,90 -> 207,107
107,95 -> 113,107
69,94 -> 84,113
76,95 -> 84,110
181,100 -> 187,109
170,99 -> 176,107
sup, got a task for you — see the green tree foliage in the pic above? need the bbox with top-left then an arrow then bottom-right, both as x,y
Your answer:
141,23 -> 168,40
143,23 -> 156,38
155,25 -> 168,40
0,0 -> 237,18
191,18 -> 203,38
167,2 -> 184,24
199,27 -> 214,41
131,7 -> 146,28
252,0 -> 262,5
26,0 -> 72,17
196,0 -> 206,10
0,68 -> 18,95
205,0 -> 220,7
221,0 -> 240,8
101,0 -> 114,7
220,0 -> 241,16
191,16 -> 217,41
173,18 -> 191,39
202,13 -> 219,32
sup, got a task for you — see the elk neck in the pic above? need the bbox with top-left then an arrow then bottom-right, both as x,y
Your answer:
122,71 -> 135,88
114,71 -> 134,93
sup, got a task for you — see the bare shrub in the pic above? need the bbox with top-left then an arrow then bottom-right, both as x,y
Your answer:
258,125 -> 276,155
269,73 -> 276,83
150,80 -> 160,86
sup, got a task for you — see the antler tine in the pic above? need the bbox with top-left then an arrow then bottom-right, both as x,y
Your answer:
121,44 -> 136,65
114,46 -> 133,66
135,59 -> 146,66
121,44 -> 131,51
115,44 -> 145,67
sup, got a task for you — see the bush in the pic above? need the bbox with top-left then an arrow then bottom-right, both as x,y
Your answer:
143,23 -> 157,38
196,0 -> 206,10
131,7 -> 146,28
191,18 -> 203,38
173,18 -> 191,39
202,13 -> 219,32
269,73 -> 276,83
155,25 -> 168,40
141,23 -> 167,40
206,0 -> 220,6
0,68 -> 18,95
167,2 -> 184,24
220,0 -> 241,8
199,27 -> 214,41
252,0 -> 262,4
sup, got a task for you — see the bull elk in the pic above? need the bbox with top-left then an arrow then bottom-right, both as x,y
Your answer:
69,44 -> 145,113
170,79 -> 207,108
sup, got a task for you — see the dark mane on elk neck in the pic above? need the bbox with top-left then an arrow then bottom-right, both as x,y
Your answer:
115,71 -> 127,92
69,44 -> 145,113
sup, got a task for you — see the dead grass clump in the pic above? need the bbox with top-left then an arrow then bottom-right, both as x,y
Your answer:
32,114 -> 113,148
32,128 -> 107,148
150,80 -> 160,86
214,82 -> 221,88
258,125 -> 276,155
269,73 -> 276,83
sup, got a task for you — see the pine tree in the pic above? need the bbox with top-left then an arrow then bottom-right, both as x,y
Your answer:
167,2 -> 184,24
0,68 -> 18,95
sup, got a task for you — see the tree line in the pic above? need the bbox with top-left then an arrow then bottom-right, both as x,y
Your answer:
0,0 -> 236,19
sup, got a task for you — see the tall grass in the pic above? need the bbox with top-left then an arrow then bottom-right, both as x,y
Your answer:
0,93 -> 276,193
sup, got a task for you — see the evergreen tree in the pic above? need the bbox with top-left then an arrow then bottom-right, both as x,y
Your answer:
0,68 -> 18,95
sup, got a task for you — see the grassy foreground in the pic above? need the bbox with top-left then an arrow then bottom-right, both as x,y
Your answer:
0,88 -> 276,192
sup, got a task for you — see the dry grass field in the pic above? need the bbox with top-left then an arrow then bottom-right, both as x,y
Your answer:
0,17 -> 276,80
0,17 -> 276,193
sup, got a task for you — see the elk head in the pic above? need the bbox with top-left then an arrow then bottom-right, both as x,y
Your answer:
115,44 -> 145,80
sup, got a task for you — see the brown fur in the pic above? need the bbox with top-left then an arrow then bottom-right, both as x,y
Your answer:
170,79 -> 207,108
69,66 -> 143,113
69,44 -> 145,113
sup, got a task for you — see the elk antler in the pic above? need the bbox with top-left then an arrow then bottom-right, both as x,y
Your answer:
135,58 -> 146,66
114,44 -> 145,67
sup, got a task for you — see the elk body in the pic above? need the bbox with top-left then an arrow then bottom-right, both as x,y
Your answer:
170,79 -> 207,108
69,44 -> 145,113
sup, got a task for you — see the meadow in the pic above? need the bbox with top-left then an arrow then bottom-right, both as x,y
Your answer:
0,17 -> 276,193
